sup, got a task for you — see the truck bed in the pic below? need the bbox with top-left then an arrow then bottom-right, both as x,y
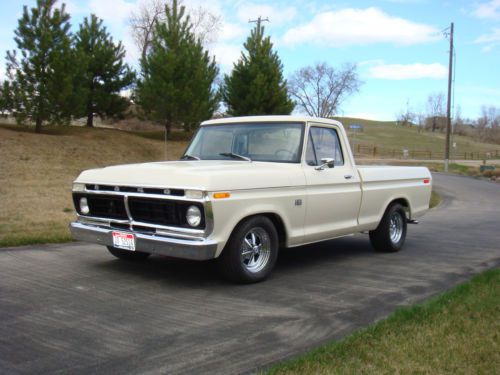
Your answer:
356,166 -> 432,229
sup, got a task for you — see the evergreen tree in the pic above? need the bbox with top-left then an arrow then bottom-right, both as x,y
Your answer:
6,0 -> 78,132
222,19 -> 294,116
75,15 -> 135,127
136,0 -> 219,133
0,81 -> 13,117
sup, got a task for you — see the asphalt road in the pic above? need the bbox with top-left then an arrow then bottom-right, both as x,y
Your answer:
1,174 -> 499,375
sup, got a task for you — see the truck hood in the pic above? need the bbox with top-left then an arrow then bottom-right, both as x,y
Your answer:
75,160 -> 301,191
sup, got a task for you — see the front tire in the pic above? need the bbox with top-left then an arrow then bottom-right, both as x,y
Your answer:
218,216 -> 279,283
107,246 -> 151,261
369,203 -> 407,252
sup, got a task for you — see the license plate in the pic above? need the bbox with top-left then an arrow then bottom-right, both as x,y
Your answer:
112,231 -> 135,251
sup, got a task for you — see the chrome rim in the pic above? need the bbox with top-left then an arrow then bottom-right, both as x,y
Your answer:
389,212 -> 404,244
240,227 -> 271,273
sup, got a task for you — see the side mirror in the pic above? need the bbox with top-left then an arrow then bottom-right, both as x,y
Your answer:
315,158 -> 335,170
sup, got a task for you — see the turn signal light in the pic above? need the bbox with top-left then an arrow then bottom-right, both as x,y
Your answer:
213,192 -> 231,199
423,179 -> 430,184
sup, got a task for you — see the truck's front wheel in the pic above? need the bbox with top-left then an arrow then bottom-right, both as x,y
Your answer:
107,246 -> 151,261
369,203 -> 407,252
218,216 -> 279,283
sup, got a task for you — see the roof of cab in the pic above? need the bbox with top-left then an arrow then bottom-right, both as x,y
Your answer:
200,115 -> 343,127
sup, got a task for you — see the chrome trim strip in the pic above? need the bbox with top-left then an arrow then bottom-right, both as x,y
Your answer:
77,181 -> 206,191
78,189 -> 205,202
123,195 -> 133,230
76,215 -> 207,237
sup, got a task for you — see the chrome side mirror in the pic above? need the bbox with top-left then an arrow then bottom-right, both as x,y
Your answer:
315,158 -> 335,170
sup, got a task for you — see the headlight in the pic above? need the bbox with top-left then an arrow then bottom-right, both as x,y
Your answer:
80,197 -> 90,215
186,205 -> 201,227
73,183 -> 85,192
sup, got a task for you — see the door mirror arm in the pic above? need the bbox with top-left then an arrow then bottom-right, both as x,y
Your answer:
315,158 -> 335,171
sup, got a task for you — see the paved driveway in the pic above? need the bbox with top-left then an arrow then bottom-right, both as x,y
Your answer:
0,174 -> 499,374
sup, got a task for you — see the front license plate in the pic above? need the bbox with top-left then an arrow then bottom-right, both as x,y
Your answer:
112,231 -> 135,251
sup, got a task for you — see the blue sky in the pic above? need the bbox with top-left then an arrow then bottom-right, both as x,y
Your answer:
1,0 -> 499,121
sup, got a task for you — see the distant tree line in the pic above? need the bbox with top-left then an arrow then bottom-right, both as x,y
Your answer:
0,0 -> 362,134
396,93 -> 500,144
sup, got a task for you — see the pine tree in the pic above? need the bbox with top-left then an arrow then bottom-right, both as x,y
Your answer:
222,19 -> 294,116
75,15 -> 135,127
136,0 -> 219,133
0,81 -> 13,117
6,0 -> 78,132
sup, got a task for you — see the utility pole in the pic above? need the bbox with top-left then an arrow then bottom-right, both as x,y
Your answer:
444,22 -> 454,172
248,16 -> 269,29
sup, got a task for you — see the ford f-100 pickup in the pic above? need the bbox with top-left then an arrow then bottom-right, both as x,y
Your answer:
70,116 -> 432,283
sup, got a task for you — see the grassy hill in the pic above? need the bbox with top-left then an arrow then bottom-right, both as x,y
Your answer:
334,117 -> 499,159
0,125 -> 186,246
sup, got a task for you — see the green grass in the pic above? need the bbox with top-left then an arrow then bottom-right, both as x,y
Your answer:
0,233 -> 73,248
430,191 -> 441,208
266,268 -> 500,375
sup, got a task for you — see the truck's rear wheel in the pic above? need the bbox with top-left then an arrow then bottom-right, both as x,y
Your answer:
218,216 -> 278,283
369,203 -> 407,252
107,246 -> 151,261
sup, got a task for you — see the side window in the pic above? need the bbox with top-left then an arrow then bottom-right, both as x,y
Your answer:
308,127 -> 344,166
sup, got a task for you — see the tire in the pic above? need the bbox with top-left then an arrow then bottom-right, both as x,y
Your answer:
369,203 -> 407,252
106,246 -> 151,261
218,216 -> 279,283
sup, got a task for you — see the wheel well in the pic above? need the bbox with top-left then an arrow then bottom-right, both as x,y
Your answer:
235,213 -> 287,248
390,198 -> 411,218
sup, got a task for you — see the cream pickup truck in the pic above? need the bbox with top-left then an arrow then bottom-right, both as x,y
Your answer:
70,116 -> 432,283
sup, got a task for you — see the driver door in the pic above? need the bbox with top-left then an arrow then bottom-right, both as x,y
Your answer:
303,125 -> 362,243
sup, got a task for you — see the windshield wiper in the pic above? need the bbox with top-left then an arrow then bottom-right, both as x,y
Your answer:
181,154 -> 201,160
219,152 -> 252,162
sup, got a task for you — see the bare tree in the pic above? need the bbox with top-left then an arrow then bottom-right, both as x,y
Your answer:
476,105 -> 500,142
425,92 -> 445,132
130,0 -> 222,61
396,99 -> 415,127
288,62 -> 361,118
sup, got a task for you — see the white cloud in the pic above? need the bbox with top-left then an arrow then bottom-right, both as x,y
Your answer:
236,3 -> 297,25
473,0 -> 500,20
89,0 -> 136,27
56,0 -> 83,15
210,43 -> 242,71
283,7 -> 440,47
474,27 -> 500,52
219,22 -> 247,41
367,62 -> 447,80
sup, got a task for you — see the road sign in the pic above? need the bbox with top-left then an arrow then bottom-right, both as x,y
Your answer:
349,124 -> 364,131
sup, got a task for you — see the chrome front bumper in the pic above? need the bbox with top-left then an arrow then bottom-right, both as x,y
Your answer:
69,222 -> 218,261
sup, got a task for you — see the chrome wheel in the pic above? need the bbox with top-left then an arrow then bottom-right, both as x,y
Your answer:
389,212 -> 404,244
240,227 -> 271,273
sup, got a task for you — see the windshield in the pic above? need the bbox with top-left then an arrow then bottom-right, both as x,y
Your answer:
183,122 -> 305,163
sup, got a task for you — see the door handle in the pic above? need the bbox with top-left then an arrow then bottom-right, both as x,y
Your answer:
344,174 -> 353,179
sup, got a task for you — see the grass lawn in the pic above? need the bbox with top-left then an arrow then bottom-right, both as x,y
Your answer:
267,268 -> 500,375
0,124 -> 186,247
429,191 -> 441,208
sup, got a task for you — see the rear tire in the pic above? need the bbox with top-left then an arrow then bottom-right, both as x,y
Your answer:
218,216 -> 279,283
369,203 -> 407,252
107,246 -> 151,261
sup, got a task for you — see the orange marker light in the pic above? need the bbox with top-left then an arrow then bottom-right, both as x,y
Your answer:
423,179 -> 430,184
213,192 -> 231,199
